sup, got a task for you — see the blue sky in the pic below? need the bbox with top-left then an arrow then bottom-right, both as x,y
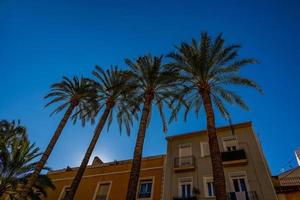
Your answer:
0,0 -> 299,175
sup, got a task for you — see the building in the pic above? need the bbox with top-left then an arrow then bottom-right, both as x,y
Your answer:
44,155 -> 165,200
163,122 -> 277,200
273,150 -> 300,200
44,122 -> 277,200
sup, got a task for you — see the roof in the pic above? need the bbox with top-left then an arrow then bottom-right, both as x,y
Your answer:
275,166 -> 300,186
278,166 -> 300,178
166,121 -> 252,141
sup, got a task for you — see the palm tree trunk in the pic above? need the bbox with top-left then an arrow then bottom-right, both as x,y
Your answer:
21,104 -> 75,199
200,91 -> 227,200
126,98 -> 152,200
63,105 -> 112,200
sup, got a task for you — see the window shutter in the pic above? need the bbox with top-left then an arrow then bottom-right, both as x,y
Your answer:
179,144 -> 192,157
201,142 -> 210,157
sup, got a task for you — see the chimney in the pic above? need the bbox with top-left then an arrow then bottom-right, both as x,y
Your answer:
92,156 -> 104,166
295,149 -> 300,166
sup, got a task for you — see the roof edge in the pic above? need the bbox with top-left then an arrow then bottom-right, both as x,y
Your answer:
166,121 -> 252,141
48,154 -> 166,174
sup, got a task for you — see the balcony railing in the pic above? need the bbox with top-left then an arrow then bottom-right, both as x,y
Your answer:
174,156 -> 195,171
227,191 -> 258,200
221,149 -> 247,166
173,196 -> 197,200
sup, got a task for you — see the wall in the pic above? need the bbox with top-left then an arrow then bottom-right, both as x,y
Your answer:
162,122 -> 278,200
44,155 -> 165,200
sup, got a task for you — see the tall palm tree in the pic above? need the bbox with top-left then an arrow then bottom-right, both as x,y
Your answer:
0,120 -> 55,200
125,54 -> 180,200
168,32 -> 262,200
21,76 -> 96,198
63,66 -> 138,200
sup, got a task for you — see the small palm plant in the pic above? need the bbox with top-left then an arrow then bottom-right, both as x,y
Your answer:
168,32 -> 262,200
125,54 -> 180,200
0,120 -> 55,200
63,66 -> 138,200
21,76 -> 96,198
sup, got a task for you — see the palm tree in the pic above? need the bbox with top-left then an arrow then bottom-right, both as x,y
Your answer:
0,120 -> 55,200
167,32 -> 262,200
21,76 -> 96,198
125,54 -> 180,200
0,120 -> 26,149
63,66 -> 138,200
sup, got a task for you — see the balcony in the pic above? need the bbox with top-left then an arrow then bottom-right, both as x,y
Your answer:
174,156 -> 195,172
227,191 -> 258,200
221,149 -> 248,166
173,197 -> 197,200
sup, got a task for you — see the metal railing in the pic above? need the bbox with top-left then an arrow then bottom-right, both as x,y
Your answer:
221,149 -> 247,162
174,156 -> 195,169
227,191 -> 258,200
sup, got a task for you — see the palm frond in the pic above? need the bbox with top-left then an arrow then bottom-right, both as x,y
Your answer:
167,32 -> 262,120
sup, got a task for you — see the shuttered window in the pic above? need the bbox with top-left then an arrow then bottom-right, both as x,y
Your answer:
200,142 -> 210,157
179,144 -> 192,157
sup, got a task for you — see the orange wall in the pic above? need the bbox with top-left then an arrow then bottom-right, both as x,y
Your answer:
44,156 -> 165,200
277,192 -> 300,200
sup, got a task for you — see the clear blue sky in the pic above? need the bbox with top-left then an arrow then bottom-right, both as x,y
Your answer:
1,0 -> 299,175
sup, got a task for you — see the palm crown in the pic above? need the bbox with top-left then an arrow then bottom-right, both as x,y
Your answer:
125,54 -> 180,131
44,76 -> 97,125
168,32 -> 263,120
91,66 -> 138,135
0,120 -> 26,145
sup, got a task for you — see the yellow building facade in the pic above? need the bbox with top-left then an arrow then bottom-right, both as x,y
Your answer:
44,155 -> 165,200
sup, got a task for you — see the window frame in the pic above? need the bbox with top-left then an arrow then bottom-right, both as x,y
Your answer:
136,176 -> 155,200
222,136 -> 238,152
228,171 -> 250,193
178,177 -> 193,198
203,176 -> 215,198
58,185 -> 71,200
92,181 -> 112,200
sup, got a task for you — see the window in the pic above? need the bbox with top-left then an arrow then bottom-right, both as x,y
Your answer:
200,142 -> 210,157
179,144 -> 192,157
59,187 -> 70,200
138,179 -> 153,199
233,178 -> 247,192
203,176 -> 215,197
94,183 -> 111,200
229,171 -> 249,193
179,144 -> 192,166
178,177 -> 193,198
222,136 -> 238,152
